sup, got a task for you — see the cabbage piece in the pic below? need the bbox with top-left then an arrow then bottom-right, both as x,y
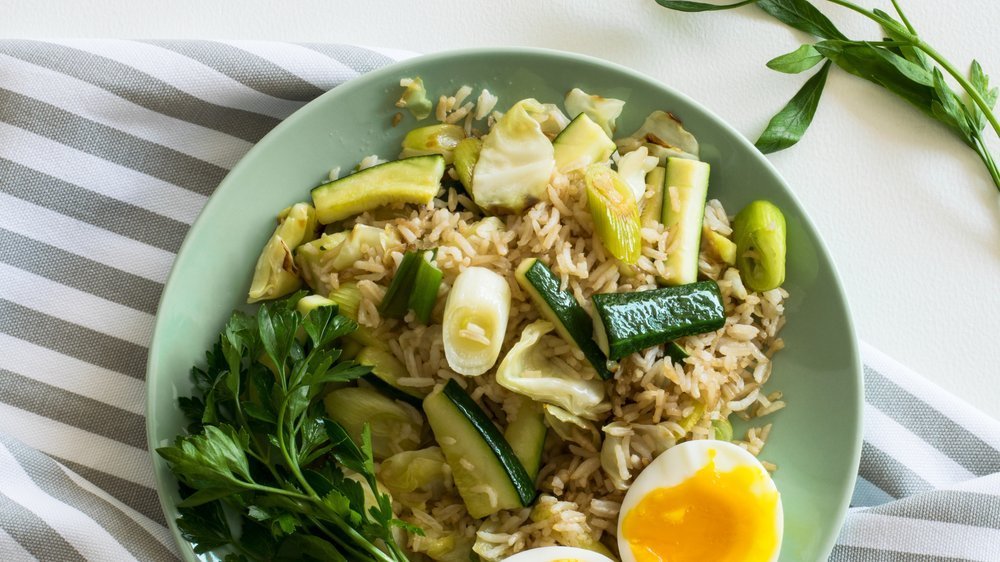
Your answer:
615,110 -> 700,164
615,146 -> 660,204
599,423 -> 631,491
379,447 -> 451,496
528,102 -> 571,139
470,98 -> 555,214
247,203 -> 318,303
295,224 -> 393,296
564,87 -> 626,137
542,404 -> 600,449
496,321 -> 608,420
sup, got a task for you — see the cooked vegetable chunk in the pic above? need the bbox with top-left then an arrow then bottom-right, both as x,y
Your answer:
311,155 -> 445,224
503,398 -> 547,480
424,380 -> 536,517
616,110 -> 700,163
396,76 -> 433,120
733,200 -> 787,291
552,113 -> 616,174
591,281 -> 726,361
660,157 -> 711,285
585,164 -> 642,264
442,267 -> 511,376
564,87 -> 625,137
247,202 -> 317,303
357,346 -> 427,406
470,99 -> 555,214
295,224 -> 392,297
453,137 -> 482,190
496,320 -> 608,420
323,387 -> 423,459
400,124 -> 466,163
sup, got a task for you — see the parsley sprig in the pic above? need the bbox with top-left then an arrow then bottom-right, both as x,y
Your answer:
157,293 -> 417,561
655,0 -> 1000,191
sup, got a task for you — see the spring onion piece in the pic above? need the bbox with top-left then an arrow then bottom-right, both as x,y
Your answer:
296,294 -> 336,317
713,417 -> 734,442
564,87 -> 625,137
496,321 -> 608,420
453,137 -> 482,191
379,251 -> 422,319
396,76 -> 432,120
733,200 -> 787,292
410,251 -> 444,324
310,155 -> 445,224
640,166 -> 666,224
400,124 -> 466,163
327,282 -> 382,348
584,164 -> 642,264
675,402 -> 706,437
247,203 -> 317,303
703,226 -> 737,266
323,387 -> 422,460
665,341 -> 689,364
591,281 -> 726,361
442,267 -> 511,376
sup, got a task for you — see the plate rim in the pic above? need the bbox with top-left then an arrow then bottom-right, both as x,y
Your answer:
146,46 -> 863,561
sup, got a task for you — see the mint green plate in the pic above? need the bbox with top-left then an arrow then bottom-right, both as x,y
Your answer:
147,47 -> 861,562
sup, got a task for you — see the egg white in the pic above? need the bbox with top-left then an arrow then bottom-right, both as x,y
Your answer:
616,439 -> 783,562
502,545 -> 615,562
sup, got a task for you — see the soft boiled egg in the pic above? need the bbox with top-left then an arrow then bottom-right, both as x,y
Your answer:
617,440 -> 783,562
502,546 -> 615,562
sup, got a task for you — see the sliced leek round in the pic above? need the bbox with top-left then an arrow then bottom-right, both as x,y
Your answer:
442,267 -> 511,376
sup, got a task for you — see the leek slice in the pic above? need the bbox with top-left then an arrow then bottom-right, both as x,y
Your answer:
442,267 -> 511,376
584,164 -> 642,264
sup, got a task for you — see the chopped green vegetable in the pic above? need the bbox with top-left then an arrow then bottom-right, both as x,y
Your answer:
471,99 -> 555,214
591,280 -> 726,361
424,379 -> 537,517
542,404 -> 600,449
442,266 -> 511,377
327,282 -> 382,349
410,251 -> 443,324
495,320 -> 608,420
296,224 -> 393,297
514,257 -> 613,379
703,226 -> 737,265
616,110 -> 700,164
247,203 -> 318,303
660,157 -> 711,285
323,387 -> 423,460
713,417 -> 734,441
640,166 -> 666,224
665,341 -> 689,364
616,146 -> 660,203
311,155 -> 445,224
379,447 -> 450,496
733,200 -> 787,292
676,401 -> 706,437
552,113 -> 616,173
357,346 -> 426,406
564,87 -> 626,136
400,124 -> 466,163
503,398 -> 547,480
396,76 -> 433,120
453,137 -> 482,191
379,251 -> 422,319
585,164 -> 642,264
157,296 -> 414,561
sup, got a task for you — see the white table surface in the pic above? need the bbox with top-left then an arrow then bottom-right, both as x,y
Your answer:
4,0 -> 999,419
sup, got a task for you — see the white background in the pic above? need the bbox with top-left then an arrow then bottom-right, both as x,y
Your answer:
3,0 -> 999,418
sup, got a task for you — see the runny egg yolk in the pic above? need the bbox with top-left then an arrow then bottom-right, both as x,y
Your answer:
620,452 -> 780,562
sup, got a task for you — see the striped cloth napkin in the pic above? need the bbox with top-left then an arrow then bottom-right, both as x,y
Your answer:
0,40 -> 997,562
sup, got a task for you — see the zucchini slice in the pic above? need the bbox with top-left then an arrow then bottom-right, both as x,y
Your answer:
515,258 -> 613,379
424,380 -> 536,518
591,280 -> 725,361
311,155 -> 445,224
356,346 -> 426,407
503,399 -> 546,481
640,166 -> 665,224
660,157 -> 710,285
552,113 -> 616,173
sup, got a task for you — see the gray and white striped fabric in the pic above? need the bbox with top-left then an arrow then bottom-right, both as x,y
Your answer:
0,40 -> 996,562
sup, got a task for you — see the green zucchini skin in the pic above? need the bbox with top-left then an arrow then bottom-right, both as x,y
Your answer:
439,380 -> 537,506
516,258 -> 614,379
591,280 -> 725,361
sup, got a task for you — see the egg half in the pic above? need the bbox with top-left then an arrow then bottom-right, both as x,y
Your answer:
502,545 -> 615,562
617,440 -> 783,562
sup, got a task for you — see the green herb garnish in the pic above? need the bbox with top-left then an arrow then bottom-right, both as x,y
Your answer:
157,293 -> 418,561
655,0 -> 1000,191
